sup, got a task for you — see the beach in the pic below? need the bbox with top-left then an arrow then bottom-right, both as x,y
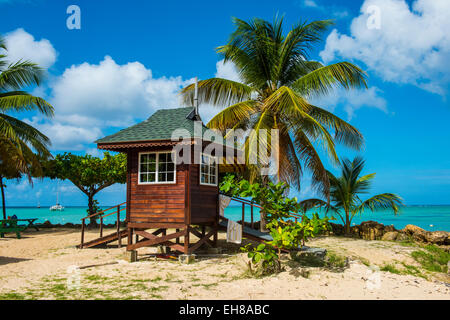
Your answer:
0,228 -> 448,300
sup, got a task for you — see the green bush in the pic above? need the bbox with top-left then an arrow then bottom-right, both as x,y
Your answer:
223,175 -> 332,275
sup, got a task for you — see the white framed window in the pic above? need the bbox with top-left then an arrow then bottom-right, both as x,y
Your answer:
138,151 -> 176,184
200,153 -> 218,186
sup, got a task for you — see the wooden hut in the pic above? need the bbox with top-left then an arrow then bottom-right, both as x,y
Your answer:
83,107 -> 241,256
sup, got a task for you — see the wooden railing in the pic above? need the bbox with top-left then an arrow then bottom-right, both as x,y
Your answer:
80,202 -> 127,248
220,193 -> 303,228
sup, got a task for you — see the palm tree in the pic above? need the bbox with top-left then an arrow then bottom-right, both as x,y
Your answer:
0,35 -> 54,218
181,17 -> 367,197
300,157 -> 404,234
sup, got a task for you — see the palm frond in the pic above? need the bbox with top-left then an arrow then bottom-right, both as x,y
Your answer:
0,113 -> 51,156
355,193 -> 404,215
292,62 -> 367,97
299,198 -> 330,213
207,100 -> 258,131
0,91 -> 54,116
180,78 -> 253,107
0,60 -> 45,90
307,105 -> 364,150
0,36 -> 6,51
292,128 -> 330,199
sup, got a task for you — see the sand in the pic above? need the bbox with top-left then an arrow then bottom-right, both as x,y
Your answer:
0,228 -> 449,300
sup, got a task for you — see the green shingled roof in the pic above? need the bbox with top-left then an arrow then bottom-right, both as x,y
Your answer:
96,107 -> 209,144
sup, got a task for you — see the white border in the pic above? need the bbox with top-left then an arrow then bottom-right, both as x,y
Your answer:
199,153 -> 218,186
138,150 -> 177,185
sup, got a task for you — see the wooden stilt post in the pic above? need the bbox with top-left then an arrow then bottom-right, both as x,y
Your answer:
117,205 -> 121,248
213,221 -> 218,248
176,228 -> 180,244
100,216 -> 103,238
81,219 -> 85,248
184,226 -> 190,254
127,227 -> 132,247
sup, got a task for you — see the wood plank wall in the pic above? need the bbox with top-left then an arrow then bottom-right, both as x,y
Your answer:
128,149 -> 187,224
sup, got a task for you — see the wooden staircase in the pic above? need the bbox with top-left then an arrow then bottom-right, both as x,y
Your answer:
78,229 -> 128,249
79,202 -> 127,249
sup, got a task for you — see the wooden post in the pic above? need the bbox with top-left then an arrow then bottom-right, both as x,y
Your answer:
176,228 -> 180,244
213,221 -> 218,248
117,205 -> 121,248
100,216 -> 103,238
81,219 -> 85,248
251,203 -> 254,229
184,226 -> 190,254
127,227 -> 132,247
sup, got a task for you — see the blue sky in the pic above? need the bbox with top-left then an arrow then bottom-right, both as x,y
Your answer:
1,0 -> 449,206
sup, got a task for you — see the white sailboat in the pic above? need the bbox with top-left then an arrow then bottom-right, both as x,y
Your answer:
50,180 -> 64,211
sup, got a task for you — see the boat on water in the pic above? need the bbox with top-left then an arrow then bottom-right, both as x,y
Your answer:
50,204 -> 64,211
50,180 -> 64,211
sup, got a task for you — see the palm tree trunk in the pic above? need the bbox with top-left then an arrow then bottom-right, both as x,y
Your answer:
345,208 -> 350,235
0,176 -> 6,220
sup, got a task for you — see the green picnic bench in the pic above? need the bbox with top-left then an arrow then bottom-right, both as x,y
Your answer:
0,218 -> 39,239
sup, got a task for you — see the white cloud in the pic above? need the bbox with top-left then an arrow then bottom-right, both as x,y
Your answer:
25,116 -> 102,151
302,0 -> 319,8
320,0 -> 450,95
50,56 -> 190,124
298,0 -> 349,19
214,59 -> 241,82
33,56 -> 196,151
310,87 -> 387,121
3,28 -> 57,69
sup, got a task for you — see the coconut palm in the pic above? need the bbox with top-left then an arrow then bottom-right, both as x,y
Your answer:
181,17 -> 367,197
300,157 -> 404,234
0,35 -> 54,217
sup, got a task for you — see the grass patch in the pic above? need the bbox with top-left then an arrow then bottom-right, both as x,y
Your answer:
380,264 -> 402,274
0,292 -> 26,300
411,245 -> 449,273
380,262 -> 428,279
326,252 -> 347,269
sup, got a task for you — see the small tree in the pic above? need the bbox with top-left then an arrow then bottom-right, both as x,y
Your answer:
300,157 -> 404,234
42,152 -> 127,225
0,139 -> 44,219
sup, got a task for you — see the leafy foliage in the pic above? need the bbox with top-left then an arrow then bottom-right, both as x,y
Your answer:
300,157 -> 404,234
41,152 -> 127,224
181,17 -> 366,197
0,34 -> 54,218
221,174 -> 331,275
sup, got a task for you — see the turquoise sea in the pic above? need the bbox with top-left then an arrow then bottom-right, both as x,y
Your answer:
3,205 -> 450,232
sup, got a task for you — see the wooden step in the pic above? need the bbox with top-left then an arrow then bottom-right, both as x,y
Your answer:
78,229 -> 128,249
